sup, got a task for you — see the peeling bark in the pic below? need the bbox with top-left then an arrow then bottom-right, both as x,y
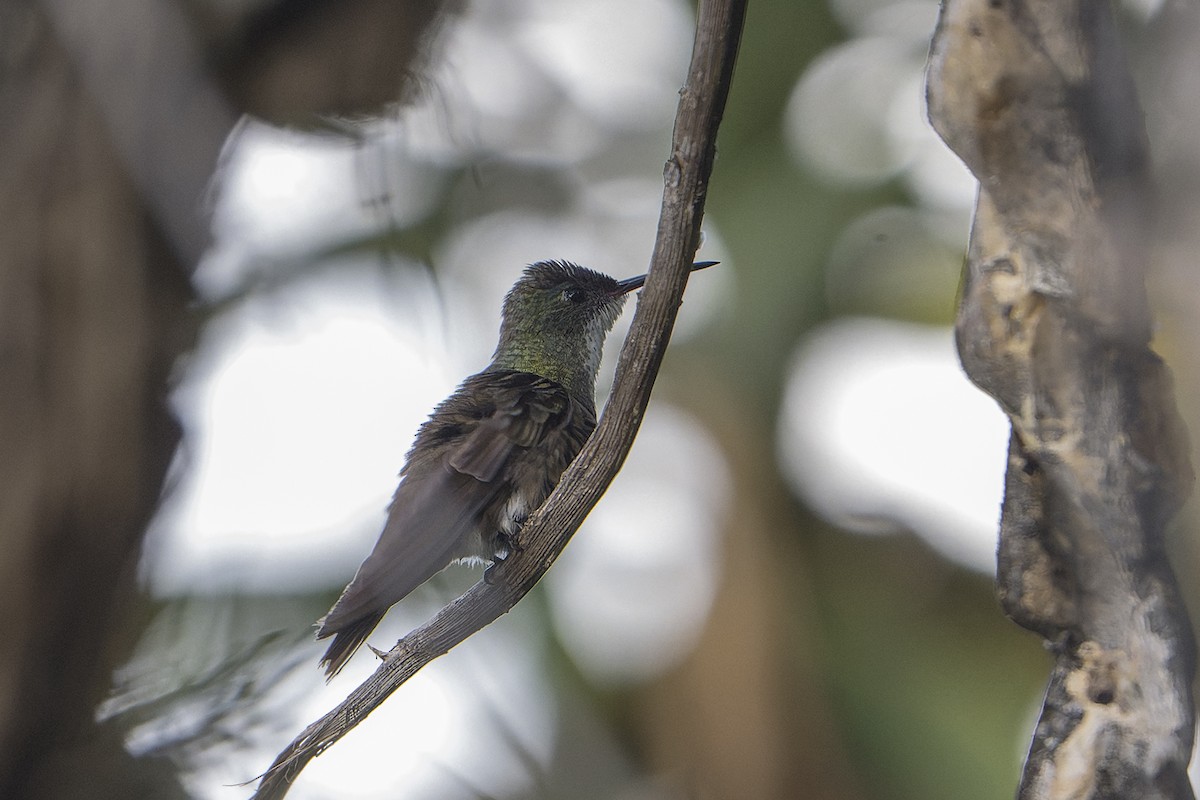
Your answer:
927,2 -> 1196,797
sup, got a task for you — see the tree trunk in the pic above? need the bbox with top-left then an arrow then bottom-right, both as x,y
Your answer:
0,1 -> 451,796
927,2 -> 1196,797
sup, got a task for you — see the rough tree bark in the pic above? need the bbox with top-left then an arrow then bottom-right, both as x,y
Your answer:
0,1 -> 450,797
927,2 -> 1196,798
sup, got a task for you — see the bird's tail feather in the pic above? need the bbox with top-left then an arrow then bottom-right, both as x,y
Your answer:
317,611 -> 385,679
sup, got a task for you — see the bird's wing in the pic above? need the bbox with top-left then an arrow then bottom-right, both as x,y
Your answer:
317,371 -> 575,636
450,376 -> 564,480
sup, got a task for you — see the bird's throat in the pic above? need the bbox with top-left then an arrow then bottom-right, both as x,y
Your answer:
490,335 -> 600,408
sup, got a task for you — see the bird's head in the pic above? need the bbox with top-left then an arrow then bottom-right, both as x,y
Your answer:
492,259 -> 717,401
499,260 -> 633,347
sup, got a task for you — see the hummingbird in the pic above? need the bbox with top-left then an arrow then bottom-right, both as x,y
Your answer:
316,258 -> 717,677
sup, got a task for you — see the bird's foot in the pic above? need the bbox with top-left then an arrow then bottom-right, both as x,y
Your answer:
497,527 -> 525,557
484,553 -> 505,585
485,528 -> 526,585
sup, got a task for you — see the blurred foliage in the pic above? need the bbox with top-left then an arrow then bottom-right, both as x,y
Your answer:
101,598 -> 317,760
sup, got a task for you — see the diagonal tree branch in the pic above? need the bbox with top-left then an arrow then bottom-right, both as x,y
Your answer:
251,1 -> 747,797
928,2 -> 1196,798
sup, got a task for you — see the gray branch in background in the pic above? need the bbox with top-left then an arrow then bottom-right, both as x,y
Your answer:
927,2 -> 1196,797
250,1 -> 747,797
41,0 -> 236,267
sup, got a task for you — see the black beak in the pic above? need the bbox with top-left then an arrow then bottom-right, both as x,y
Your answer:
616,260 -> 719,294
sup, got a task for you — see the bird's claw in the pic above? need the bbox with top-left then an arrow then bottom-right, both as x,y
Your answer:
484,553 -> 504,585
498,528 -> 525,556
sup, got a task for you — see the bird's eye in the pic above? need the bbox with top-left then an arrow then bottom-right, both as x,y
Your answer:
561,288 -> 586,304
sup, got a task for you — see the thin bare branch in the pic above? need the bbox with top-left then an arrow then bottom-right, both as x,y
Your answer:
251,1 -> 747,796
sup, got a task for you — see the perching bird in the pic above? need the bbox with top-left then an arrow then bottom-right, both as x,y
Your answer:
316,259 -> 716,677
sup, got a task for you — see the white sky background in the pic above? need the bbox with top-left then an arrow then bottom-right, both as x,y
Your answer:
132,0 -> 1066,795
778,318 -> 1009,571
